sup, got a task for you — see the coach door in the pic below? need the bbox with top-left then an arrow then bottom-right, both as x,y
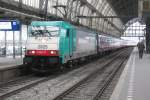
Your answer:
66,29 -> 73,57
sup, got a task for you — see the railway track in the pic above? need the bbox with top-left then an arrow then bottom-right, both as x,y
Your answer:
0,74 -> 56,100
53,48 -> 132,100
0,47 -> 133,100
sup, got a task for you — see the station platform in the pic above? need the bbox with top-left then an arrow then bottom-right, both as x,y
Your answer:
110,47 -> 150,100
0,56 -> 23,70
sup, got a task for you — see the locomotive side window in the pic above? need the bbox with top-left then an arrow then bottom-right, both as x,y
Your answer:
66,29 -> 70,37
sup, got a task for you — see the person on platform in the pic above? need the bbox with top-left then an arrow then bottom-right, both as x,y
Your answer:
137,41 -> 145,59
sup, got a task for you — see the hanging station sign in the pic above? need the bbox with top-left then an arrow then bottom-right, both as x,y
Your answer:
0,20 -> 21,31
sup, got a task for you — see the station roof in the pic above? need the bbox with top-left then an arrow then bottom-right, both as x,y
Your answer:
108,0 -> 138,24
0,0 -> 139,37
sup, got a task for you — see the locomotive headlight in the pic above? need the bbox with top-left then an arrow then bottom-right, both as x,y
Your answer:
50,50 -> 57,54
50,51 -> 54,54
31,50 -> 35,54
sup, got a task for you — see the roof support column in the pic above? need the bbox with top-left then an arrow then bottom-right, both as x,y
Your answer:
146,17 -> 150,53
19,0 -> 22,8
66,0 -> 74,20
39,0 -> 48,19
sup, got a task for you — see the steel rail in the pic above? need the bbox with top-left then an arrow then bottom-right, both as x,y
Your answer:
93,49 -> 131,100
0,75 -> 55,99
53,48 -> 132,100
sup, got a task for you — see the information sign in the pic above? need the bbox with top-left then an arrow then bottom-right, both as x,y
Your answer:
0,20 -> 21,31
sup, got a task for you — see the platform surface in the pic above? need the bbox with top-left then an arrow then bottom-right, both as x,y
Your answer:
110,47 -> 150,100
0,56 -> 23,70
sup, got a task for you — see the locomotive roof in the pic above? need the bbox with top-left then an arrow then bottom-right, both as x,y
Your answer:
31,21 -> 74,29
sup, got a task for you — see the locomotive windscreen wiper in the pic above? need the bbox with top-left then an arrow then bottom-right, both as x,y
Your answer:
31,26 -> 59,37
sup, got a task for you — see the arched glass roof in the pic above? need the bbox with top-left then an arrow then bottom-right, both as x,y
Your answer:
121,18 -> 146,45
1,0 -> 138,37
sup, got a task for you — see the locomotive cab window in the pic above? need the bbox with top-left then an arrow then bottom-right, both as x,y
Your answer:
29,26 -> 59,37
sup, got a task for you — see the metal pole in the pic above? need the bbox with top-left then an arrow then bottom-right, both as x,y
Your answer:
56,0 -> 58,16
13,31 -> 15,59
90,18 -> 92,28
20,25 -> 22,58
4,31 -> 7,56
44,0 -> 48,20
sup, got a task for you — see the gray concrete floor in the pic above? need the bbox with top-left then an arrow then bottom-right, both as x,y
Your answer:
110,47 -> 150,100
0,56 -> 23,69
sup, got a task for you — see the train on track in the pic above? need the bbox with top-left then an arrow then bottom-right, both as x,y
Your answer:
23,21 -> 127,73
